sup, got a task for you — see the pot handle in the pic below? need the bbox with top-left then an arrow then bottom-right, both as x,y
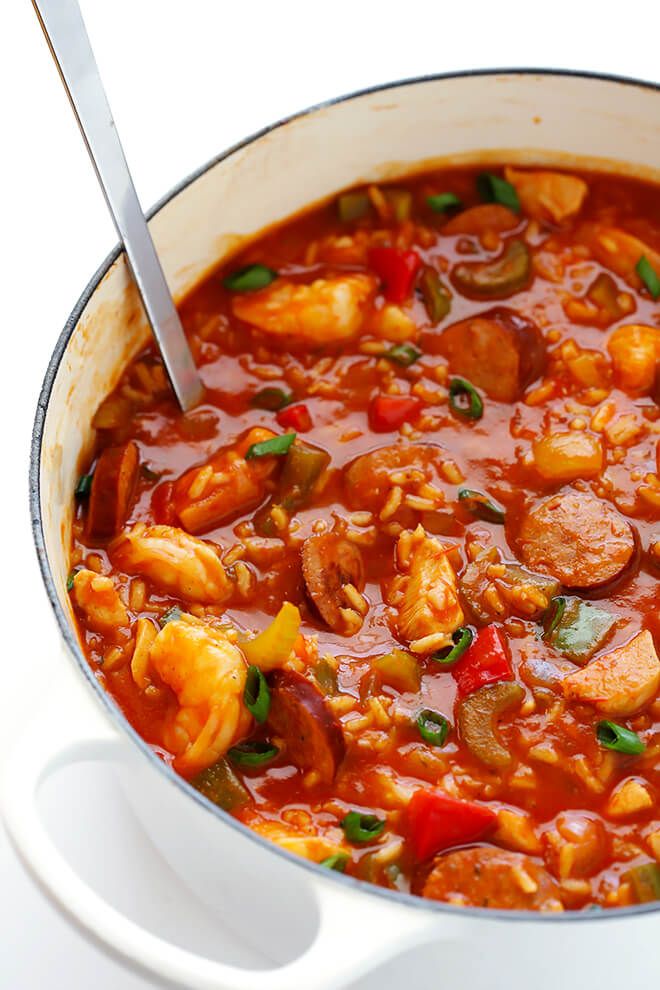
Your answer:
1,686 -> 449,990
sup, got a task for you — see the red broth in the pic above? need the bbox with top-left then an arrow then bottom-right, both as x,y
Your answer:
69,165 -> 660,911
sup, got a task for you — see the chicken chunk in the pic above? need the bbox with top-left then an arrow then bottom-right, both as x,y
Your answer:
232,274 -> 377,345
504,167 -> 588,224
250,820 -> 347,863
563,630 -> 660,716
579,223 -> 660,287
71,568 -> 128,633
607,324 -> 660,395
389,525 -> 464,652
605,778 -> 654,819
149,618 -> 252,774
174,428 -> 279,534
110,524 -> 232,604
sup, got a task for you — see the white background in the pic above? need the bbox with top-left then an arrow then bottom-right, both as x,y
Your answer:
1,1 -> 658,987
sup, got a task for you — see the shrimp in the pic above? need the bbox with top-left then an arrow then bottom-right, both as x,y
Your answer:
504,167 -> 588,224
149,617 -> 252,774
110,523 -> 231,603
607,324 -> 660,394
579,223 -> 660,287
389,525 -> 464,653
232,273 -> 377,345
71,568 -> 128,633
174,427 -> 279,534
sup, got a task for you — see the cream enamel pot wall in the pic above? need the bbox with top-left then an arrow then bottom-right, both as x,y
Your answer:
4,71 -> 660,990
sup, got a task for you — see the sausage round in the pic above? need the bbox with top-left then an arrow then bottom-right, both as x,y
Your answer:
517,491 -> 636,590
422,847 -> 562,910
87,441 -> 139,540
267,670 -> 345,784
427,306 -> 546,402
301,532 -> 365,633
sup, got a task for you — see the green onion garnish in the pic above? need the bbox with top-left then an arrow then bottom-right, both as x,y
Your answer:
250,387 -> 293,411
432,627 -> 474,667
66,569 -> 79,592
75,474 -> 93,498
141,464 -> 162,482
320,853 -> 350,872
596,720 -> 646,755
159,605 -> 183,627
340,811 -> 385,844
636,256 -> 660,299
224,264 -> 277,293
245,433 -> 296,460
427,192 -> 462,213
244,665 -> 270,723
448,377 -> 484,420
458,488 -> 506,524
476,173 -> 520,212
543,596 -> 567,638
417,709 -> 450,747
228,741 -> 279,767
385,343 -> 422,367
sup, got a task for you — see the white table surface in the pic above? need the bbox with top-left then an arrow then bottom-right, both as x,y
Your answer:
1,2 -> 658,986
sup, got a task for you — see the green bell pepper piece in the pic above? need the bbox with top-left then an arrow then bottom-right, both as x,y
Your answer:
546,597 -> 616,665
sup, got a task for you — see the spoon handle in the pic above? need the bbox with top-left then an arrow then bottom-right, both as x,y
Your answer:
32,0 -> 204,412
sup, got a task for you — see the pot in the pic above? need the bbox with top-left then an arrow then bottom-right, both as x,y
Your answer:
5,70 -> 660,990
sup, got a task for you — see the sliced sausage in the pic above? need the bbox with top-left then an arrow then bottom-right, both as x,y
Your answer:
517,491 -> 636,590
422,847 -> 563,910
427,306 -> 545,402
301,533 -> 365,633
87,441 -> 139,540
267,670 -> 345,784
344,443 -> 444,513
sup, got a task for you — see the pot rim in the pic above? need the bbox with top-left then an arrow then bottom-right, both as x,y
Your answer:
30,66 -> 660,925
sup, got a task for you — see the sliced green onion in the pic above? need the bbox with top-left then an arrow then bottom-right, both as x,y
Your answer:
228,741 -> 279,767
340,811 -> 385,844
543,596 -> 567,638
427,192 -> 462,213
384,343 -> 422,367
432,626 -> 474,667
417,709 -> 450,747
476,172 -> 520,212
338,192 -> 371,222
596,720 -> 645,755
224,264 -> 277,293
245,433 -> 296,460
250,387 -> 293,411
141,463 -> 162,482
636,255 -> 660,299
458,488 -> 506,524
448,377 -> 484,420
75,474 -> 93,498
159,605 -> 183,627
244,665 -> 270,723
320,853 -> 350,872
66,569 -> 80,592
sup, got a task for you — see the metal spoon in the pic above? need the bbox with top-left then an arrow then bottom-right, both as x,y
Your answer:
32,0 -> 204,412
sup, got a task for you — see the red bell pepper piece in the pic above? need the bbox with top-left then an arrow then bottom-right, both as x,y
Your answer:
452,624 -> 513,698
276,403 -> 312,432
369,394 -> 423,432
369,247 -> 421,303
407,788 -> 497,861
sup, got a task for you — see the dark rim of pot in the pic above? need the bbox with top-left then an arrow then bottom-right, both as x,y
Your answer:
29,68 -> 660,925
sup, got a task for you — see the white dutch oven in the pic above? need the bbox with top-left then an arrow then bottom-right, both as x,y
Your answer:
4,70 -> 660,990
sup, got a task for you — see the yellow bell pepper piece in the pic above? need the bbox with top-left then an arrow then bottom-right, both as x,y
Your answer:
372,649 -> 420,694
241,602 -> 301,671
